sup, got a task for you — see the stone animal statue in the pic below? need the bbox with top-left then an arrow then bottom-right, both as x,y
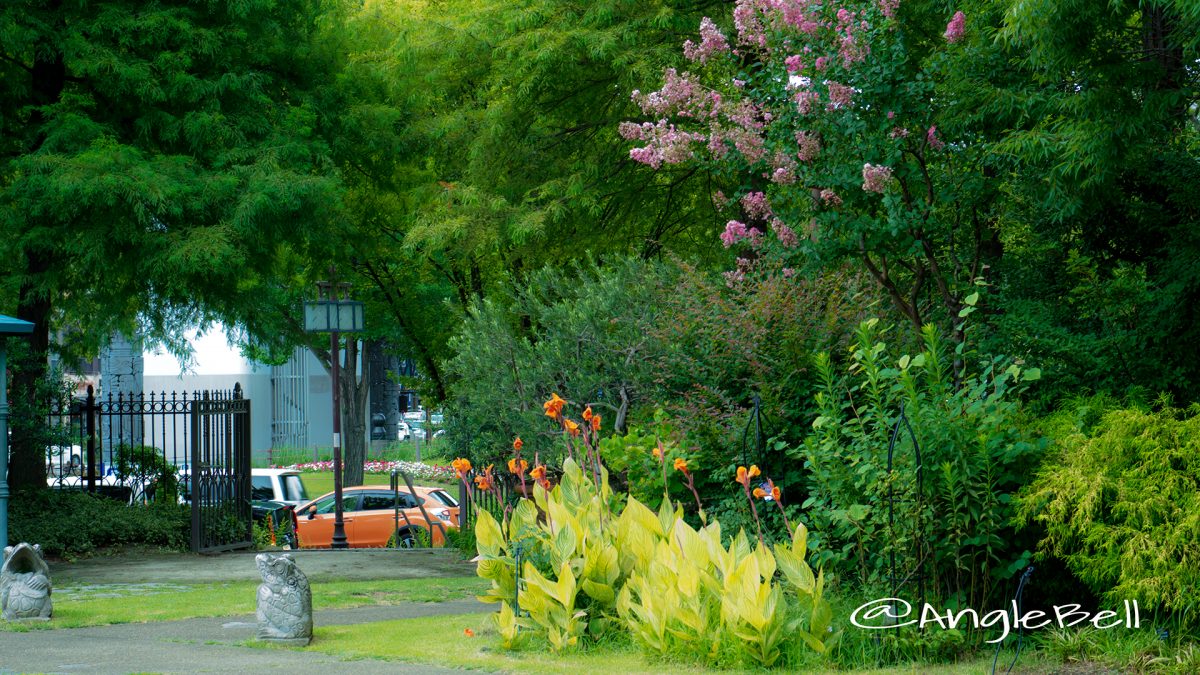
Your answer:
1,543 -> 53,621
255,553 -> 312,644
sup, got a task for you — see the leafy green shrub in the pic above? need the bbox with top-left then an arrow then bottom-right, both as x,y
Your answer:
446,522 -> 477,559
9,489 -> 189,558
1016,402 -> 1200,628
795,318 -> 1045,607
112,444 -> 179,503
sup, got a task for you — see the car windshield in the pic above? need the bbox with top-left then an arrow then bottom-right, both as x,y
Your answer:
430,490 -> 458,507
313,494 -> 357,514
283,475 -> 307,502
251,476 -> 274,500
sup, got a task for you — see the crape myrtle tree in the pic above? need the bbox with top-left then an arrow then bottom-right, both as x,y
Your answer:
627,0 -> 1200,401
622,0 -> 995,351
0,0 -> 349,490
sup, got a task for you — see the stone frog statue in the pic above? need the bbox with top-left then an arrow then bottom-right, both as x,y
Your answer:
255,553 -> 312,645
1,543 -> 53,621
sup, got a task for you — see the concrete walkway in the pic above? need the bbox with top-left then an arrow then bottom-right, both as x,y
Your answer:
0,601 -> 491,674
0,549 -> 488,674
50,548 -> 476,585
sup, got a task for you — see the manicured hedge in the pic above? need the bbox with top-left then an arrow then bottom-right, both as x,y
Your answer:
8,489 -> 189,558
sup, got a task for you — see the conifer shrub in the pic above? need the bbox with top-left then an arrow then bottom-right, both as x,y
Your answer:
1017,401 -> 1200,628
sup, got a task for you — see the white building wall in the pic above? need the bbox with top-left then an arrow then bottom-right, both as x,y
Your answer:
141,325 -> 367,462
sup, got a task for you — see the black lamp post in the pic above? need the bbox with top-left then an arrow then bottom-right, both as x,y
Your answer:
304,273 -> 364,549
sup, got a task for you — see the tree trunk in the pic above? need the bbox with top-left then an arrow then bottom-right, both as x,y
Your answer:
8,20 -> 66,491
8,255 -> 53,491
338,338 -> 370,488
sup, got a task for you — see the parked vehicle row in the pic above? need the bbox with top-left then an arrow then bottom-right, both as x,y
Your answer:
294,484 -> 459,548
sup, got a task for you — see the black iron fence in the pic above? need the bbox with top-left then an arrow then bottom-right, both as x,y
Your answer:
457,470 -> 520,528
45,384 -> 253,552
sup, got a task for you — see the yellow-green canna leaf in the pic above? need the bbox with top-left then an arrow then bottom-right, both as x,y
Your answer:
753,543 -> 776,581
581,579 -> 615,604
474,509 -> 505,557
792,522 -> 808,553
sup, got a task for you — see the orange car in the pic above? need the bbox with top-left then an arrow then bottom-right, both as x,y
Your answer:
294,485 -> 459,549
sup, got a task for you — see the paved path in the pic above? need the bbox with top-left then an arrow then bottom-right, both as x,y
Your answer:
0,601 -> 491,674
0,549 -> 487,674
50,548 -> 475,585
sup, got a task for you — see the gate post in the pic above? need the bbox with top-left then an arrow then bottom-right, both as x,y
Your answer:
190,393 -> 202,551
85,386 -> 97,494
234,383 -> 251,544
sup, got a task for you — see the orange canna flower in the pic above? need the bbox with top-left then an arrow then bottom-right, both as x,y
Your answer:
464,628 -> 475,638
508,458 -> 529,476
513,437 -> 524,452
735,464 -> 761,488
564,418 -> 581,436
753,487 -> 767,499
582,406 -> 593,421
673,458 -> 689,474
591,414 -> 601,432
451,457 -> 472,478
652,443 -> 664,462
543,393 -> 566,419
530,464 -> 547,481
772,485 -> 781,501
475,464 -> 496,491
537,477 -> 552,490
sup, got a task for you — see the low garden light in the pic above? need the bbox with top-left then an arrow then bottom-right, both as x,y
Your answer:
303,272 -> 364,549
0,313 -> 35,547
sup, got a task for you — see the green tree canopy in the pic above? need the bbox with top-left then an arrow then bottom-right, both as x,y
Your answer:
0,0 -> 350,488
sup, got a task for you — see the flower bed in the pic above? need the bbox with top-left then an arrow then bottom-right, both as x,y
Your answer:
278,460 -> 456,482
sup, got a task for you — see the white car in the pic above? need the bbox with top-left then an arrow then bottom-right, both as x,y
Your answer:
396,421 -> 413,441
250,468 -> 310,506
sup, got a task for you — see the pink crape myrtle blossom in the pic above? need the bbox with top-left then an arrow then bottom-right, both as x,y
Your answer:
732,1 -> 768,48
862,163 -> 894,193
927,125 -> 945,150
796,131 -> 821,161
944,11 -> 965,43
683,17 -> 731,63
820,188 -> 843,206
796,90 -> 820,115
785,54 -> 804,72
835,8 -> 869,66
721,220 -> 749,247
771,218 -> 800,248
771,152 -> 799,184
826,82 -> 854,109
712,190 -> 729,208
620,120 -> 706,169
772,165 -> 797,185
721,219 -> 765,248
631,69 -> 717,117
878,0 -> 899,20
741,191 -> 773,220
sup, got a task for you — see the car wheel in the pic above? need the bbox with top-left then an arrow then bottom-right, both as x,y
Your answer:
389,529 -> 418,549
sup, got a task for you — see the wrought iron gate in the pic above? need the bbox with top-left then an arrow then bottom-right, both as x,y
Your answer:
47,384 -> 253,553
189,389 -> 252,552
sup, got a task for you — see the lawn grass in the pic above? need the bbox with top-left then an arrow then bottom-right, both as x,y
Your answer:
300,471 -> 457,500
0,577 -> 487,632
259,612 -> 1059,675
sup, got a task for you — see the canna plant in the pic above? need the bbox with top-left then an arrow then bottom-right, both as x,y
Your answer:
468,395 -> 838,667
